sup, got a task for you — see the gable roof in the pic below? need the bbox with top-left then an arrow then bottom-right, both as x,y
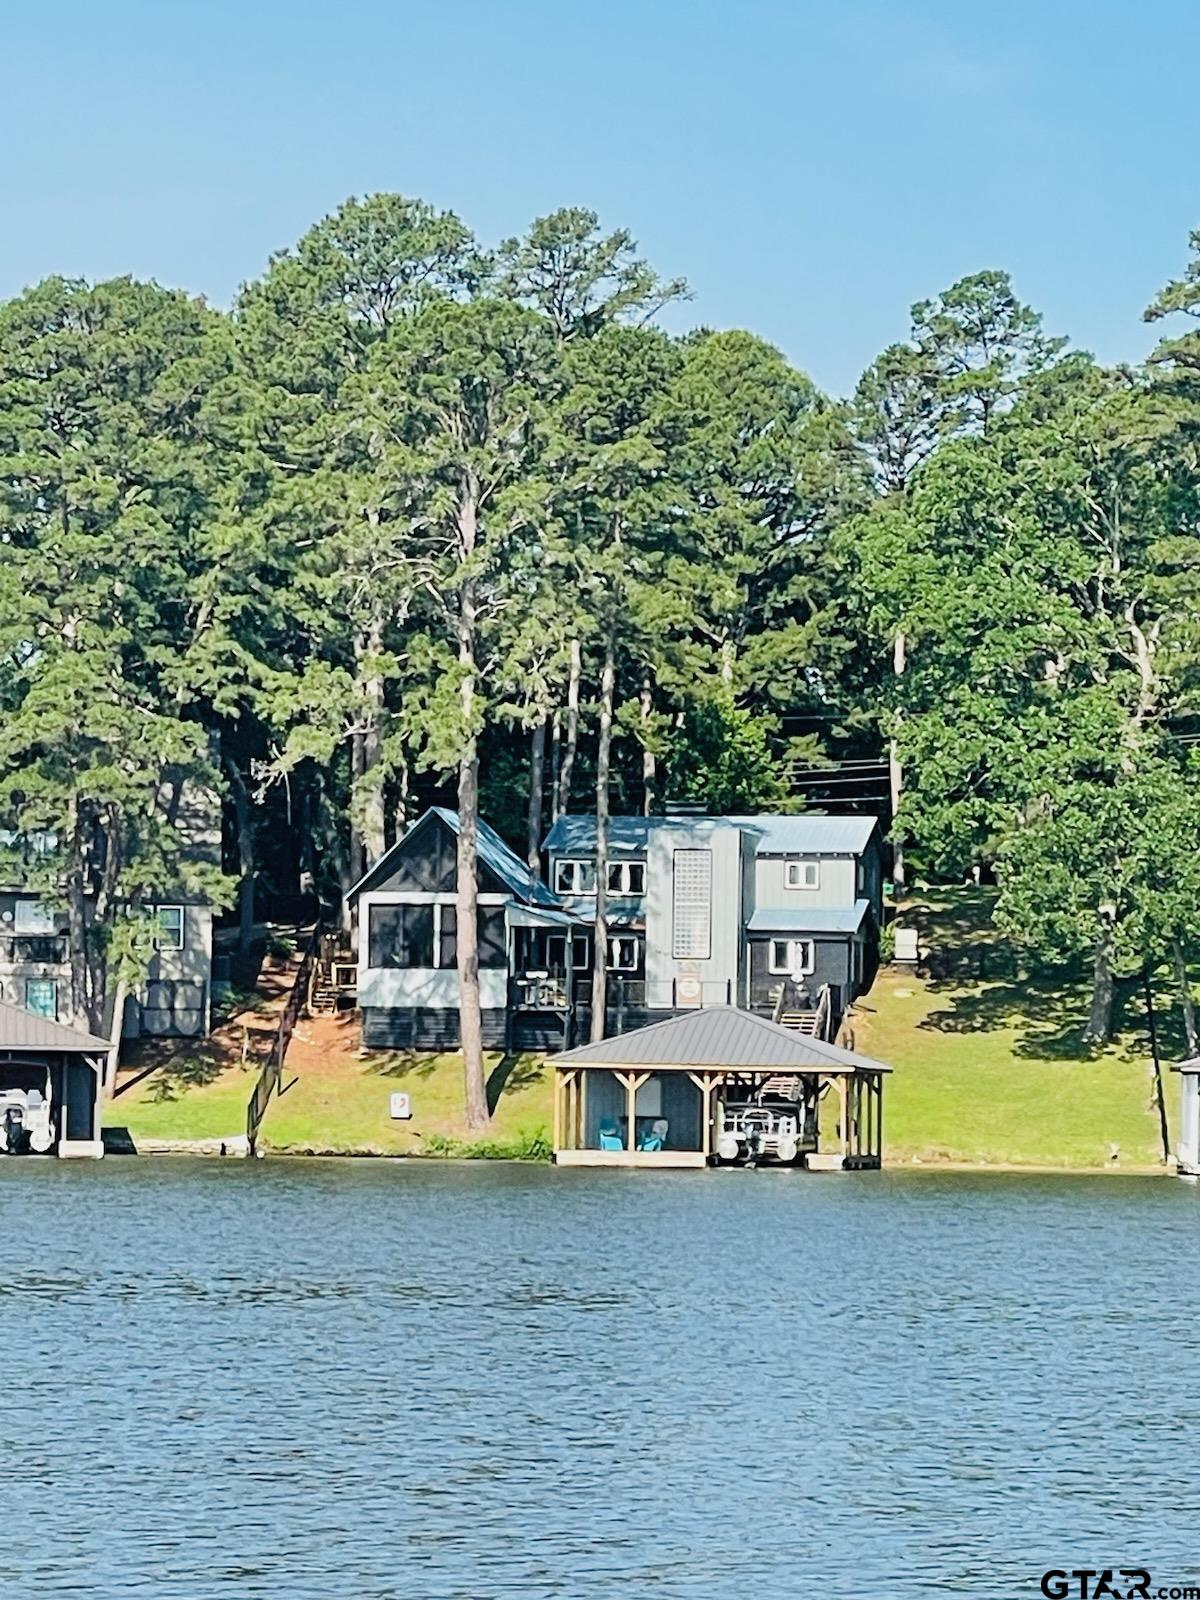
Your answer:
0,1001 -> 111,1056
552,1006 -> 889,1073
348,808 -> 560,907
542,813 -> 879,858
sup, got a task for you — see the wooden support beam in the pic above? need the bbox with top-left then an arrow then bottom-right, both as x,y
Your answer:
687,1071 -> 719,1161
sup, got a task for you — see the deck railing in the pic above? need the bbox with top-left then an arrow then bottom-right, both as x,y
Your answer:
246,925 -> 319,1155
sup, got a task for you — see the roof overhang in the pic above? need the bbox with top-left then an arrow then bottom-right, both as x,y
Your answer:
507,905 -> 585,931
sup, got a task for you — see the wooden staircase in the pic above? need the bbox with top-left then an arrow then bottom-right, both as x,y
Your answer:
771,982 -> 835,1042
777,1010 -> 821,1036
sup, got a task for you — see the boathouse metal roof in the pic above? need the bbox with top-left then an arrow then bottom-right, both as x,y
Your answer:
552,1006 -> 889,1073
542,813 -> 879,858
745,900 -> 872,935
0,1000 -> 111,1055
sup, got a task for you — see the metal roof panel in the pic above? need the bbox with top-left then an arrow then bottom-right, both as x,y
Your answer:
552,1006 -> 889,1072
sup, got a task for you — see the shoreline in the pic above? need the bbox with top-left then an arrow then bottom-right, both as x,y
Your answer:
104,1135 -> 1174,1176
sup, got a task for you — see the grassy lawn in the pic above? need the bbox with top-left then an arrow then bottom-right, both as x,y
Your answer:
108,1013 -> 554,1156
106,888 -> 1177,1168
854,888 -> 1172,1169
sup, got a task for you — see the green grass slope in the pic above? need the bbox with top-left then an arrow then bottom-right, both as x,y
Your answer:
855,889 -> 1170,1169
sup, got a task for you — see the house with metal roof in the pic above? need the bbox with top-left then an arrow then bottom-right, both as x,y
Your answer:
550,1006 -> 889,1170
346,808 -> 590,1051
541,810 -> 884,1044
345,806 -> 883,1055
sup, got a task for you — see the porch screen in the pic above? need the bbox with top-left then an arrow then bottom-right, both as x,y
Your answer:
368,904 -> 434,969
435,905 -> 508,969
671,849 -> 712,960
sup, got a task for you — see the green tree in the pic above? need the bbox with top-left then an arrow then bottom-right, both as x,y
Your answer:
362,295 -> 561,1123
0,276 -> 235,1031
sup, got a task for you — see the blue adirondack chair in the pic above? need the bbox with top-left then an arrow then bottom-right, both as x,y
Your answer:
598,1120 -> 624,1151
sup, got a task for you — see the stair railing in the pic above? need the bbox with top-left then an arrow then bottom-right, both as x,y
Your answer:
246,924 -> 320,1156
813,983 -> 833,1041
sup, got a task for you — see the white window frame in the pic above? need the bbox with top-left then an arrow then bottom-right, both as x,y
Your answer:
606,860 -> 646,897
768,938 -> 815,976
14,899 -> 55,935
607,936 -> 639,972
553,858 -> 598,896
152,905 -> 186,951
784,859 -> 820,891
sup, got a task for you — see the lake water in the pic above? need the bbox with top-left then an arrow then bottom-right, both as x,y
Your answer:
2,1160 -> 1198,1600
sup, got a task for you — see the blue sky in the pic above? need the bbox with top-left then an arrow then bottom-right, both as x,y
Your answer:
2,0 -> 1197,395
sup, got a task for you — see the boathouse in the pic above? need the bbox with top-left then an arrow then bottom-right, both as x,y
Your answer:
551,1006 -> 889,1171
0,1001 -> 107,1157
1176,1057 -> 1200,1177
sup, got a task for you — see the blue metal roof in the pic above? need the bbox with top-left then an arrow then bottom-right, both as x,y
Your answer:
746,900 -> 872,935
728,815 -> 878,856
542,815 -> 655,854
543,813 -> 878,858
348,808 -> 562,907
427,809 -> 561,907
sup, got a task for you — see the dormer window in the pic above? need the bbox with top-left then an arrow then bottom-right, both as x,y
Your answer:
784,859 -> 820,890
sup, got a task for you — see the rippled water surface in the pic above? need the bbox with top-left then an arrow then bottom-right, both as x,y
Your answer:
2,1159 -> 1198,1599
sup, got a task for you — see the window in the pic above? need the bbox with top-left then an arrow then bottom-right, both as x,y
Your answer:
554,859 -> 597,895
478,906 -> 508,969
606,861 -> 646,896
13,899 -> 55,934
607,936 -> 639,972
784,860 -> 820,890
856,860 -> 865,894
672,849 -> 712,960
369,904 -> 434,969
438,904 -> 458,970
152,905 -> 185,950
427,903 -> 508,970
768,939 -> 815,977
24,978 -> 57,1020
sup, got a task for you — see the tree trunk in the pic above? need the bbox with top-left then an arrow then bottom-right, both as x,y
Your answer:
527,718 -> 546,872
1085,923 -> 1116,1045
355,610 -> 388,869
558,637 -> 581,816
549,713 -> 561,823
590,630 -> 615,1043
640,671 -> 655,816
65,853 -> 92,1032
227,761 -> 256,956
349,729 -> 367,890
889,629 -> 907,893
1174,937 -> 1198,1057
456,475 -> 489,1130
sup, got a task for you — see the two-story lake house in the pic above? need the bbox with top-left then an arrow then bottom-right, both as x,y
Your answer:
543,811 -> 883,1040
349,806 -> 882,1054
348,807 -> 589,1051
0,780 -> 220,1045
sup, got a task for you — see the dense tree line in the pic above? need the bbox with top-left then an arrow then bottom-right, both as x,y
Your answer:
1,195 -> 1198,1121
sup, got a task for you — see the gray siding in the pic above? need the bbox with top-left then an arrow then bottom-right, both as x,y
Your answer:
754,854 -> 858,910
362,1007 -> 508,1051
